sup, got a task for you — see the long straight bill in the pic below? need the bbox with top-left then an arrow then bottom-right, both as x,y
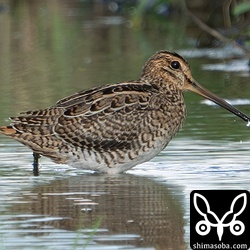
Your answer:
189,81 -> 250,124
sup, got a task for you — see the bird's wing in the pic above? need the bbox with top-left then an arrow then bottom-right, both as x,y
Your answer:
53,81 -> 160,151
55,82 -> 158,114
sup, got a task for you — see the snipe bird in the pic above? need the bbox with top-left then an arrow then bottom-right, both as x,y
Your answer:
0,51 -> 250,174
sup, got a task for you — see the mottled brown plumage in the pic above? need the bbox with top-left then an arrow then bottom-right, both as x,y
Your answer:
1,51 -> 250,173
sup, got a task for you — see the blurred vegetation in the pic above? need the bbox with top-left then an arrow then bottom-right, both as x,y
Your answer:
233,1 -> 250,16
129,0 -> 250,54
232,1 -> 250,49
100,0 -> 249,56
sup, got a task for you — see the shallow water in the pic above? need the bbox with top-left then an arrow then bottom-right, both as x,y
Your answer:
0,138 -> 249,249
0,1 -> 250,250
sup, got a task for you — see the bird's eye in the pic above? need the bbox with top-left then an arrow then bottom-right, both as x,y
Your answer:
170,61 -> 180,69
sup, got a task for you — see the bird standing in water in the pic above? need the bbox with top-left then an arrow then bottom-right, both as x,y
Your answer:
0,51 -> 249,174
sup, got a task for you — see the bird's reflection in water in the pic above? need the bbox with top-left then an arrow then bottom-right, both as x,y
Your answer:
9,173 -> 185,249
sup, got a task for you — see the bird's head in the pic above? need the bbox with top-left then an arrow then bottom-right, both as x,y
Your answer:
141,50 -> 250,123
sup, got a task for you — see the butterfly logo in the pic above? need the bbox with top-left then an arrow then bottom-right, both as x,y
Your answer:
193,192 -> 247,241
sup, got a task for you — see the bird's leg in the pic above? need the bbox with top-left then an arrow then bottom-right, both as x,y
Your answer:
33,152 -> 40,176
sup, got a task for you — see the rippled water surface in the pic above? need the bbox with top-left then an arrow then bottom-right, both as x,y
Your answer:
0,1 -> 250,250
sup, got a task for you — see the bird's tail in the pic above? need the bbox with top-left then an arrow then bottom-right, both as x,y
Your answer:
0,126 -> 17,135
0,124 -> 68,164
